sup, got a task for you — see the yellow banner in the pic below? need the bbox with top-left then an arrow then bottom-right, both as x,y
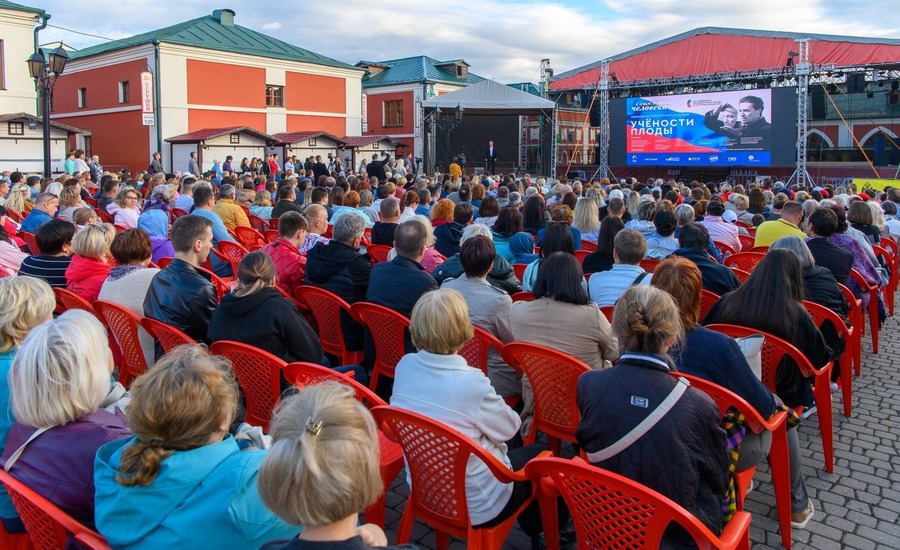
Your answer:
853,178 -> 900,192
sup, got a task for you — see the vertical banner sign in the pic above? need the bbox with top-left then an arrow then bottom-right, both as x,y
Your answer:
361,93 -> 368,133
140,71 -> 155,126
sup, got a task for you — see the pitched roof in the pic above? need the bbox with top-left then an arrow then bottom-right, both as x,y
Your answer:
0,0 -> 43,14
359,56 -> 484,88
165,126 -> 277,144
272,131 -> 346,145
340,135 -> 403,148
0,112 -> 81,134
422,80 -> 555,114
69,9 -> 360,72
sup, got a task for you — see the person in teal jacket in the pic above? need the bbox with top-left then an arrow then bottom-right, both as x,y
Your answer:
93,345 -> 299,549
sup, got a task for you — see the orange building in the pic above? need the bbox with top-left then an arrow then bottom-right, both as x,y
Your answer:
50,9 -> 363,173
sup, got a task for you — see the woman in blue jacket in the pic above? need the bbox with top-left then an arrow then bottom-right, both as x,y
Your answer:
94,345 -> 299,549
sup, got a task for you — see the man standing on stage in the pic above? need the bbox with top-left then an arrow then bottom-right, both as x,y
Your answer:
485,140 -> 497,174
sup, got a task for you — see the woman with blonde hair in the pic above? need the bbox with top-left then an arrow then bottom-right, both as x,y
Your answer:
93,345 -> 300,548
57,185 -> 86,222
72,207 -> 100,230
1,309 -> 130,528
260,382 -> 415,549
4,184 -> 31,215
572,196 -> 601,243
576,285 -> 729,545
66,222 -> 115,300
0,277 -> 55,531
249,189 -> 274,220
107,187 -> 142,228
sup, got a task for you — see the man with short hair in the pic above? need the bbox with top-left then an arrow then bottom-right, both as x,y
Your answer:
174,178 -> 196,211
148,152 -> 164,174
212,184 -> 250,231
190,184 -> 237,277
18,219 -> 75,287
20,193 -> 59,233
89,155 -> 103,184
143,215 -> 218,347
366,153 -> 390,182
805,208 -> 853,286
434,202 -> 474,257
736,95 -> 772,150
371,198 -> 400,245
304,214 -> 372,352
882,201 -> 900,241
588,229 -> 653,306
272,185 -> 304,219
754,200 -> 806,247
187,151 -> 200,176
0,179 -> 9,206
674,223 -> 741,295
367,218 -> 438,318
97,177 -> 120,213
222,155 -> 234,174
260,211 -> 308,295
699,200 -> 741,252
312,155 -> 328,181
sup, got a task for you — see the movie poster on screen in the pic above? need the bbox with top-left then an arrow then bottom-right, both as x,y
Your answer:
625,89 -> 773,166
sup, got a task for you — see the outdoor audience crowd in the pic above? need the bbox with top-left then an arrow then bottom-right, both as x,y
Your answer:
0,157 -> 894,549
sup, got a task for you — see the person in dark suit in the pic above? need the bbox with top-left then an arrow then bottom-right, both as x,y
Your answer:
805,208 -> 854,286
485,140 -> 497,174
366,153 -> 390,182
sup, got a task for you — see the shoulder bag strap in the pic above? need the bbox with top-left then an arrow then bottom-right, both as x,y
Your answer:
3,427 -> 51,472
631,271 -> 649,286
586,377 -> 690,463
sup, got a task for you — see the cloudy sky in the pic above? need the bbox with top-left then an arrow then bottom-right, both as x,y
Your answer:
34,0 -> 899,83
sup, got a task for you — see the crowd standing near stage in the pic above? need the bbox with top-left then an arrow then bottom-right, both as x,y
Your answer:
0,149 -> 895,549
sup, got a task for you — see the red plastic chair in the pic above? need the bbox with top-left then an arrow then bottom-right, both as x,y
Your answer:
501,342 -> 591,455
512,263 -> 528,284
248,214 -> 268,233
0,468 -> 109,550
195,265 -> 232,301
74,531 -> 112,549
838,283 -> 863,376
94,301 -> 149,387
218,240 -> 248,275
17,231 -> 40,255
706,324 -> 835,473
156,257 -> 173,269
171,207 -> 190,219
724,252 -> 765,272
699,289 -> 721,321
283,362 -> 403,528
5,209 -> 23,223
362,227 -> 372,247
53,287 -> 100,318
234,226 -> 266,249
294,286 -> 364,366
239,204 -> 250,216
872,244 -> 897,316
599,305 -> 614,323
350,302 -> 410,392
511,291 -> 535,302
713,240 -> 737,259
524,457 -> 751,550
366,244 -> 392,264
210,341 -> 287,432
264,229 -> 279,243
139,317 -> 197,354
849,268 -> 880,354
573,249 -> 590,266
457,326 -> 507,378
639,258 -> 661,273
746,246 -> 769,254
95,208 -> 113,224
672,373 -> 793,549
580,239 -> 597,252
268,217 -> 280,230
372,406 -> 548,549
730,266 -> 751,283
737,233 -> 755,250
804,300 -> 854,417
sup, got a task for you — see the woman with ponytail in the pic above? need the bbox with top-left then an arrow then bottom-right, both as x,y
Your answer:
575,285 -> 729,547
93,345 -> 300,549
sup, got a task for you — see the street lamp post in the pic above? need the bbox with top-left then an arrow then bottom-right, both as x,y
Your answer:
27,46 -> 69,177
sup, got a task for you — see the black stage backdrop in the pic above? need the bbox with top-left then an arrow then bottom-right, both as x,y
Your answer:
436,115 -> 519,171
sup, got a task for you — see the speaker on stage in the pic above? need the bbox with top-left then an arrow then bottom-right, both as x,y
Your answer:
847,73 -> 866,94
811,87 -> 826,119
589,103 -> 601,127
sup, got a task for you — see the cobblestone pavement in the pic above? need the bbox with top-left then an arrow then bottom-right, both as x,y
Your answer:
376,311 -> 900,549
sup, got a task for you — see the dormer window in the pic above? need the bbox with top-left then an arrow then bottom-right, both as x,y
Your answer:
456,65 -> 468,78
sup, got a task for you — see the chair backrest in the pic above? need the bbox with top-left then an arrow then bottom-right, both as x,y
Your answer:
371,405 -> 519,533
457,326 -> 506,377
94,301 -> 149,386
264,229 -> 279,243
366,244 -> 392,264
639,258 -> 660,273
802,300 -> 851,339
5,209 -> 23,223
849,268 -> 876,293
574,249 -> 590,266
195,265 -> 231,300
209,341 -> 286,432
268,217 -> 280,230
746,246 -> 769,254
248,214 -> 268,233
599,305 -> 614,323
698,289 -> 721,321
171,207 -> 190,219
580,239 -> 597,252
218,241 -> 248,274
670,373 -> 779,435
0,469 -> 106,550
295,286 -> 357,359
713,240 -> 737,258
284,362 -> 386,408
18,231 -> 41,255
139,317 -> 197,354
95,208 -> 114,224
234,226 -> 265,249
879,236 -> 899,260
705,324 -> 818,392
730,267 -> 751,283
501,342 -> 591,443
737,234 -> 755,250
53,287 -> 98,317
350,302 -> 410,385
209,247 -> 238,278
512,263 -> 528,284
724,252 -> 765,272
523,457 -> 750,549
511,291 -> 535,302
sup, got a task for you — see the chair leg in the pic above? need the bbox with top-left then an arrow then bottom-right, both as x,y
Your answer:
839,355 -> 852,417
868,295 -> 879,354
734,468 -> 755,511
435,530 -> 450,550
769,425 -> 793,550
396,504 -> 415,544
537,490 -> 560,550
814,373 -> 835,473
854,327 -> 862,377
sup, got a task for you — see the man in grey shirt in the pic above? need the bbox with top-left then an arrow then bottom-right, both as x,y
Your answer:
187,151 -> 200,176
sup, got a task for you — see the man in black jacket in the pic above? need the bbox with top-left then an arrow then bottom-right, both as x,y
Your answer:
304,214 -> 372,351
434,202 -> 473,257
674,223 -> 740,297
370,198 -> 400,245
143,216 -> 218,349
271,184 -> 304,219
366,153 -> 390,182
805,207 -> 853,286
312,155 -> 329,181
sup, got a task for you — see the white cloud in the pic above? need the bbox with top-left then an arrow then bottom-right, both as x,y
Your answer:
31,0 -> 900,84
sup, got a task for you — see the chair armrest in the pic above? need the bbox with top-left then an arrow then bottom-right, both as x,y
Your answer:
717,511 -> 752,548
503,450 -> 554,483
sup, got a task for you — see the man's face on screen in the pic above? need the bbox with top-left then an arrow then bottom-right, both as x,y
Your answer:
738,102 -> 761,125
